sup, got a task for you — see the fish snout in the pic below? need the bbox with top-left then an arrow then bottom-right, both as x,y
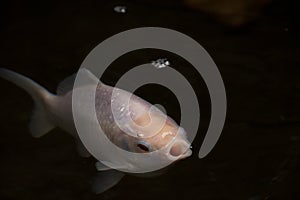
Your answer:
167,140 -> 192,160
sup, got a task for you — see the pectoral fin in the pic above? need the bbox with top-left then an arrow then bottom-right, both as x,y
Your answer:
96,160 -> 131,171
75,139 -> 91,157
92,170 -> 125,194
95,161 -> 112,171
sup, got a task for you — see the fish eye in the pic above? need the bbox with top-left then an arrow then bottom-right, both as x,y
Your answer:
137,141 -> 151,152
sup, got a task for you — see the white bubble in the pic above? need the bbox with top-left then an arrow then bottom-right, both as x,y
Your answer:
114,6 -> 127,13
151,58 -> 170,69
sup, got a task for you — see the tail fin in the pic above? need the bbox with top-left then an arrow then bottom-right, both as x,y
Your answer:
0,68 -> 55,137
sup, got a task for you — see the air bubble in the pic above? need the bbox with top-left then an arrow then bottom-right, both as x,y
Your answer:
151,58 -> 170,69
114,6 -> 127,13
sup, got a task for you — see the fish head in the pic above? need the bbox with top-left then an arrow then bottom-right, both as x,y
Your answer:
131,109 -> 192,162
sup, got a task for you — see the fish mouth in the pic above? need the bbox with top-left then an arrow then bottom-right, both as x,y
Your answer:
167,140 -> 192,160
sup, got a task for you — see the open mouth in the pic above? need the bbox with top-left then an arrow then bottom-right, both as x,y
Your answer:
168,140 -> 192,159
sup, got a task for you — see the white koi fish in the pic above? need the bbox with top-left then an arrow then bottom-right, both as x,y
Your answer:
0,68 -> 192,193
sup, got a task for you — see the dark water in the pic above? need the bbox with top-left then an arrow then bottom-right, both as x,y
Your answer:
0,0 -> 299,199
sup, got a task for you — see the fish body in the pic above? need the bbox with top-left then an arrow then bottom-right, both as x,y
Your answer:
0,68 -> 192,193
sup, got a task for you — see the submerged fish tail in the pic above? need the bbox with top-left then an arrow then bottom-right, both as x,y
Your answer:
0,68 -> 56,137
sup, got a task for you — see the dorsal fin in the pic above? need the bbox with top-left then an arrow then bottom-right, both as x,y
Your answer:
56,73 -> 76,95
56,68 -> 101,95
77,68 -> 100,85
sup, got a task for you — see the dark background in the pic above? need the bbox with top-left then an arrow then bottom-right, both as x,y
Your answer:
0,0 -> 299,199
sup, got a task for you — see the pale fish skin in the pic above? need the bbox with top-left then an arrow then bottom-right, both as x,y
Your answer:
0,68 -> 192,193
